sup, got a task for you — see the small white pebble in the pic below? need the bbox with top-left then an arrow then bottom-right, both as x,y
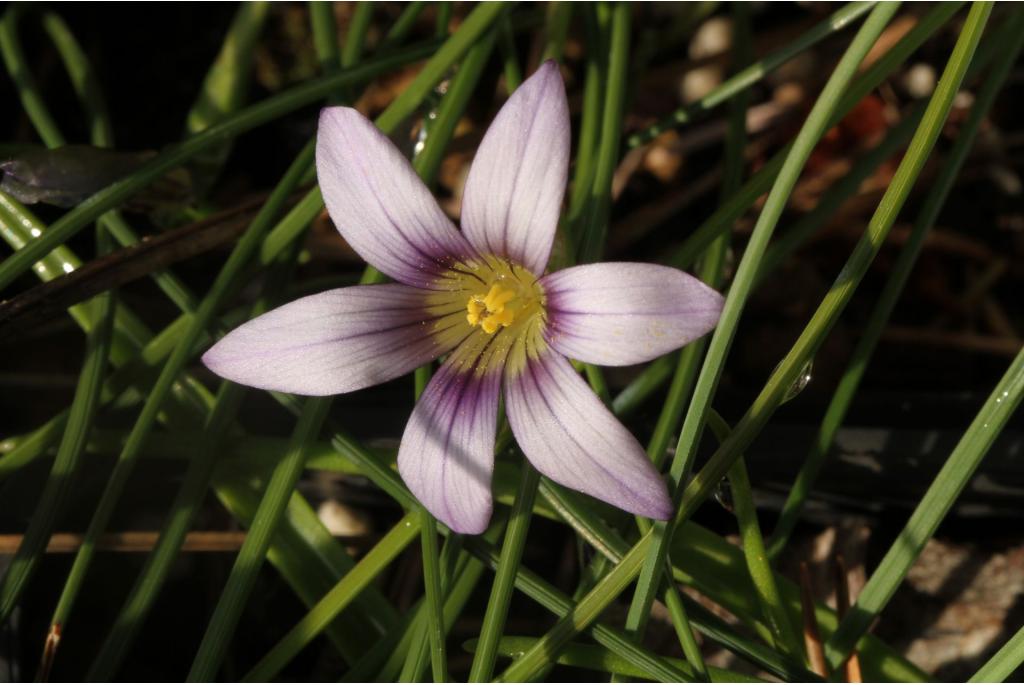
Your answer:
903,63 -> 937,99
689,16 -> 733,60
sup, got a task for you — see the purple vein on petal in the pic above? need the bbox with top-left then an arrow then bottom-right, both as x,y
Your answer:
505,350 -> 673,520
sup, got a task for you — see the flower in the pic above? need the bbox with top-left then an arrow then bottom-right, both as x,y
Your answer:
202,62 -> 724,534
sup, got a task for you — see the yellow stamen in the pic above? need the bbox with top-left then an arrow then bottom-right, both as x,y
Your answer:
466,283 -> 519,334
466,298 -> 485,326
483,284 -> 516,313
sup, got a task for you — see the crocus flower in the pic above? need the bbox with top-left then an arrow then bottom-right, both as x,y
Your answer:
203,62 -> 724,534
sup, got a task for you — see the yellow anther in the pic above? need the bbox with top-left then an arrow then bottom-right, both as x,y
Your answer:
482,284 -> 516,313
466,298 -> 485,326
466,283 -> 519,334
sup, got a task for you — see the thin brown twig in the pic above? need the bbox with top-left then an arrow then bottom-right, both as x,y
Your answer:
38,623 -> 60,682
0,188 -> 309,340
834,555 -> 863,683
882,326 -> 1022,357
800,561 -> 829,678
0,531 -> 249,553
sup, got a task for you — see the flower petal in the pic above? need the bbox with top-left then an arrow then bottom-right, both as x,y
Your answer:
505,351 -> 672,520
397,357 -> 501,534
460,60 -> 569,275
541,263 -> 724,366
317,107 -> 477,288
202,284 -> 466,395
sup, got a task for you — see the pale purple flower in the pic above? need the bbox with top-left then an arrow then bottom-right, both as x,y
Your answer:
203,62 -> 724,534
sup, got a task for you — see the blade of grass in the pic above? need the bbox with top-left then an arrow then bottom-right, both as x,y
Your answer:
86,247 -> 312,679
397,533 -> 466,682
563,4 -> 605,251
612,7 -> 901,682
435,2 -> 452,37
621,7 -> 753,673
497,16 -> 522,95
242,512 -> 422,682
468,464 -> 540,681
470,637 -> 764,683
609,2 -> 965,427
627,1 -> 876,147
189,11 -> 508,675
576,0 -> 630,264
311,2 -> 341,73
2,6 -> 200,314
768,8 -> 1023,558
45,140 -> 317,648
825,329 -> 1023,664
0,38 -> 442,292
541,2 -> 573,63
184,2 -> 270,196
380,2 -> 427,49
676,0 -> 992,569
969,623 -> 1024,682
187,395 -> 334,681
419,516 -> 449,683
719,423 -> 803,659
0,230 -> 114,621
664,1 -> 964,271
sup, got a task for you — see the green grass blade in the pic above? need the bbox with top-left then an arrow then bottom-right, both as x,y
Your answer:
576,1 -> 630,264
46,140 -> 317,641
825,349 -> 1024,666
969,623 -> 1024,682
184,2 -> 270,195
0,39 -> 440,293
563,4 -> 605,252
435,2 -> 452,37
717,421 -> 802,660
380,2 -> 428,49
768,9 -> 1024,558
242,511 -> 422,682
412,29 -> 496,184
420,514 -> 450,683
0,232 -> 115,622
676,0 -> 991,560
497,18 -> 521,95
825,301 -> 1022,663
471,637 -> 764,683
616,7 -> 901,678
627,1 -> 877,147
469,464 -> 540,681
342,2 -> 373,67
2,7 -> 200,314
541,2 -> 573,62
86,248 -> 305,679
374,1 -> 508,134
187,396 -> 333,681
398,533 -> 465,682
665,1 -> 964,271
310,2 -> 341,73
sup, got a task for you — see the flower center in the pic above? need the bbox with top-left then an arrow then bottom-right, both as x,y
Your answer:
424,254 -> 548,376
466,283 -> 519,333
